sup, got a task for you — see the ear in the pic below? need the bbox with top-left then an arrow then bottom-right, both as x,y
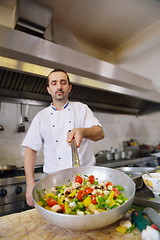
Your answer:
69,84 -> 72,93
47,86 -> 51,95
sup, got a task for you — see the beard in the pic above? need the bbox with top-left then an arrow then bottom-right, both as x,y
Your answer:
55,90 -> 65,100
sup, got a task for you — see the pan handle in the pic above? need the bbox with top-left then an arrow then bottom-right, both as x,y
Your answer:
71,140 -> 80,167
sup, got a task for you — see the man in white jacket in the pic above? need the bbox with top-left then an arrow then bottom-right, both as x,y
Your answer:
22,69 -> 104,207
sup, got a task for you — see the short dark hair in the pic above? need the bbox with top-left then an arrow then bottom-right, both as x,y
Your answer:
47,69 -> 71,86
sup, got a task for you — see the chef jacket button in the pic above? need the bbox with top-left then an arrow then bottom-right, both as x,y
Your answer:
53,125 -> 55,127
51,112 -> 53,115
69,121 -> 71,123
56,140 -> 58,142
68,109 -> 70,111
58,157 -> 61,160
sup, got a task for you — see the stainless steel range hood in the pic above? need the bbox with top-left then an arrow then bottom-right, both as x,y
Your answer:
1,24 -> 160,115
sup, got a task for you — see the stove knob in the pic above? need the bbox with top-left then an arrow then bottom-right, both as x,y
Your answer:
0,188 -> 7,197
15,186 -> 22,195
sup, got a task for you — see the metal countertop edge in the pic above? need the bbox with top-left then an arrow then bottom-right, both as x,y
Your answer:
97,156 -> 157,168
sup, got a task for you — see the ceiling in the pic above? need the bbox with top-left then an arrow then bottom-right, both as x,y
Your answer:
1,0 -> 160,61
52,0 -> 160,53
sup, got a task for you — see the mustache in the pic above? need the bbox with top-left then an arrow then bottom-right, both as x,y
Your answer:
56,90 -> 64,94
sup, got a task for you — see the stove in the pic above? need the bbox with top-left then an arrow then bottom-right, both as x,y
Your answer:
0,167 -> 45,216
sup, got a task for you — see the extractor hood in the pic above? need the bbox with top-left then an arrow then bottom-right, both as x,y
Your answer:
1,25 -> 160,115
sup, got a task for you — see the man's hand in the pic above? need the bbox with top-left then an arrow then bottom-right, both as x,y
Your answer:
67,126 -> 104,147
26,182 -> 35,207
67,128 -> 84,147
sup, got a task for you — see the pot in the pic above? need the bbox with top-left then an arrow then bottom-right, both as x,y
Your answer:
114,151 -> 122,160
0,165 -> 17,174
32,166 -> 135,231
106,151 -> 114,160
121,151 -> 127,159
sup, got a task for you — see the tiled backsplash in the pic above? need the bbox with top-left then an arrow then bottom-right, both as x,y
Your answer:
0,102 -> 160,167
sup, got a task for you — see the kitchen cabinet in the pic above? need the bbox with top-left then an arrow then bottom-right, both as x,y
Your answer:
0,209 -> 142,240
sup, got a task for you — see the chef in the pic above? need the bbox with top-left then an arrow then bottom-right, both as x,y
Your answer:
22,68 -> 104,207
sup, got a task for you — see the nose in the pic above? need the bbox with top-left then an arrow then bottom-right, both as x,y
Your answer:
57,81 -> 62,89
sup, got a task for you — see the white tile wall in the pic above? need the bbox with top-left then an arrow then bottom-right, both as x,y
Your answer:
0,102 -> 160,167
0,102 -> 44,167
92,111 -> 160,154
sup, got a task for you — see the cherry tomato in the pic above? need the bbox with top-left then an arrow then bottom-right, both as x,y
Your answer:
88,175 -> 95,184
75,175 -> 83,184
85,187 -> 93,195
46,198 -> 57,207
105,182 -> 113,187
112,188 -> 120,197
97,192 -> 105,197
60,204 -> 65,212
151,224 -> 159,230
91,194 -> 97,204
77,189 -> 86,201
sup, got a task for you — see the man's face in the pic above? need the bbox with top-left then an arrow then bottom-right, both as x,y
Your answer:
47,71 -> 72,102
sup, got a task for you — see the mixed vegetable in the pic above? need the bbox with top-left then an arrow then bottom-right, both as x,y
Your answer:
36,174 -> 128,215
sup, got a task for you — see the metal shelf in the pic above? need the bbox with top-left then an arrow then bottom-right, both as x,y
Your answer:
96,156 -> 158,168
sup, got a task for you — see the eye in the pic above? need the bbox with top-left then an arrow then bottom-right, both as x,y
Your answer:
61,80 -> 67,85
50,80 -> 56,85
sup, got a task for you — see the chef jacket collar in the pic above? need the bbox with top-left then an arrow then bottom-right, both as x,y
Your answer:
51,101 -> 69,111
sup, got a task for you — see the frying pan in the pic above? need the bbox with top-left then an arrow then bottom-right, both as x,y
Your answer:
0,165 -> 17,174
32,166 -> 135,231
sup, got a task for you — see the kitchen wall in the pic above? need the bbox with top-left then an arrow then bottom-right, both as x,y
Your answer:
77,25 -> 160,93
0,102 -> 44,167
0,101 -> 160,167
117,41 -> 160,93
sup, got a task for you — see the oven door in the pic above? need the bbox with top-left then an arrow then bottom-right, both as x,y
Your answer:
0,200 -> 33,216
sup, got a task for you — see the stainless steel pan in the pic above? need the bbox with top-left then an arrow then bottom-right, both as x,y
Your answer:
32,166 -> 135,231
0,165 -> 17,174
116,167 -> 157,190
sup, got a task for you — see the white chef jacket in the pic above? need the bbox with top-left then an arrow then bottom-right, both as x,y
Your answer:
22,101 -> 101,174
